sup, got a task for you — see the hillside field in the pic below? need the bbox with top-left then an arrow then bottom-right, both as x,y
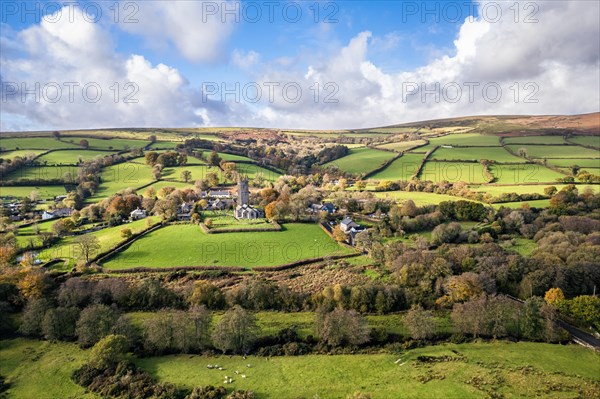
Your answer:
324,147 -> 396,175
101,223 -> 354,270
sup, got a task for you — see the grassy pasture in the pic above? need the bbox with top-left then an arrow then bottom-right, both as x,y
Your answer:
143,180 -> 194,192
0,137 -> 80,150
546,158 -> 600,168
2,165 -> 77,181
324,147 -> 396,175
431,147 -> 526,163
38,218 -> 150,269
234,163 -> 282,182
369,153 -> 424,181
161,164 -> 212,182
90,162 -> 155,200
64,137 -> 149,150
420,161 -> 489,184
373,190 -> 482,206
375,139 -> 427,152
506,144 -> 599,159
0,149 -> 46,160
137,342 -> 600,399
503,136 -> 567,145
207,215 -> 271,231
568,135 -> 600,148
150,141 -> 182,149
489,164 -> 566,184
469,184 -> 599,196
37,150 -> 114,165
427,133 -> 501,147
492,199 -> 551,209
0,185 -> 67,199
102,223 -> 353,270
218,152 -> 255,162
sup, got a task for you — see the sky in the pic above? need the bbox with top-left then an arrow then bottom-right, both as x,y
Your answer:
1,0 -> 599,131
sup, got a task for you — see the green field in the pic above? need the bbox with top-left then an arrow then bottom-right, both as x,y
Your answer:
0,185 -> 67,199
4,338 -> 596,399
492,199 -> 551,209
376,140 -> 427,152
373,190 -> 482,206
150,141 -> 182,149
90,161 -> 155,200
489,164 -> 566,184
102,223 -> 353,269
161,163 -> 212,182
0,149 -> 46,160
0,339 -> 97,399
137,342 -> 600,399
207,215 -> 272,231
503,136 -> 567,145
38,218 -> 150,269
2,165 -> 78,181
324,148 -> 396,175
545,158 -> 600,168
0,137 -> 80,150
420,162 -> 489,183
506,144 -> 599,159
37,150 -> 114,165
218,152 -> 255,162
469,184 -> 600,196
568,135 -> 600,148
234,163 -> 282,182
369,153 -> 424,181
428,133 -> 501,147
143,180 -> 194,192
63,137 -> 148,150
431,147 -> 526,163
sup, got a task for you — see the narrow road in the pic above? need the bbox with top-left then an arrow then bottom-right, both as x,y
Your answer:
506,295 -> 600,350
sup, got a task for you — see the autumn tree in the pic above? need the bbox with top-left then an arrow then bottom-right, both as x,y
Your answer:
544,288 -> 565,307
89,334 -> 129,367
76,304 -> 118,347
332,225 -> 347,243
189,280 -> 225,309
208,150 -> 221,167
79,139 -> 89,148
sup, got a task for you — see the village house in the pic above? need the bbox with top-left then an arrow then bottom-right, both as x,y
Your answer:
130,208 -> 147,220
41,208 -> 73,220
308,203 -> 336,214
176,202 -> 193,221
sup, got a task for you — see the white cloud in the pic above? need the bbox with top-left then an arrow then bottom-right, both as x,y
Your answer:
115,0 -> 236,63
231,49 -> 260,70
0,6 -> 204,131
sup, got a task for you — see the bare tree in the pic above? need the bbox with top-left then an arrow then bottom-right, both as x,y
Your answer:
73,234 -> 101,264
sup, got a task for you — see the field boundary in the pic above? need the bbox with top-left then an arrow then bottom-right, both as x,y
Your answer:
93,222 -> 165,266
363,153 -> 402,179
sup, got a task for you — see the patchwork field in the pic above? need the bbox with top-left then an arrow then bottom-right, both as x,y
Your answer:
0,137 -> 80,150
420,161 -> 489,183
38,218 -> 150,269
506,144 -> 599,159
431,147 -> 526,163
369,153 -> 424,180
489,164 -> 566,184
568,135 -> 600,148
37,150 -> 113,165
324,147 -> 396,175
4,338 -> 596,399
2,165 -> 78,181
503,135 -> 567,145
101,223 -> 353,269
90,161 -> 154,200
0,149 -> 46,160
0,185 -> 67,199
469,184 -> 600,196
428,133 -> 501,147
545,158 -> 600,168
136,342 -> 600,399
373,190 -> 482,206
65,137 -> 148,150
376,139 -> 427,152
492,199 -> 551,209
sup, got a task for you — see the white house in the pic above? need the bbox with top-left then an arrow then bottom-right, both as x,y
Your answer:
41,211 -> 55,220
130,208 -> 147,220
340,216 -> 360,233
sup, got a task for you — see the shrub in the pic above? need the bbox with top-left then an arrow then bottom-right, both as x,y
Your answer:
89,334 -> 129,368
76,304 -> 118,347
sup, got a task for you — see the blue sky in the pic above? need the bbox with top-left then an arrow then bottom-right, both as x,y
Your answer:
1,1 -> 598,130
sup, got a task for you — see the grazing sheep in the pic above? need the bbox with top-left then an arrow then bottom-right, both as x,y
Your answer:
246,364 -> 251,368
234,371 -> 239,374
241,375 -> 247,378
218,367 -> 223,370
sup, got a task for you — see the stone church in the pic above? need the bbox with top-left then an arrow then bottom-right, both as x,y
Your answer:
234,179 -> 264,219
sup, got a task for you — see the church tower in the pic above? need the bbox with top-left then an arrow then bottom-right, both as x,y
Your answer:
238,178 -> 250,206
